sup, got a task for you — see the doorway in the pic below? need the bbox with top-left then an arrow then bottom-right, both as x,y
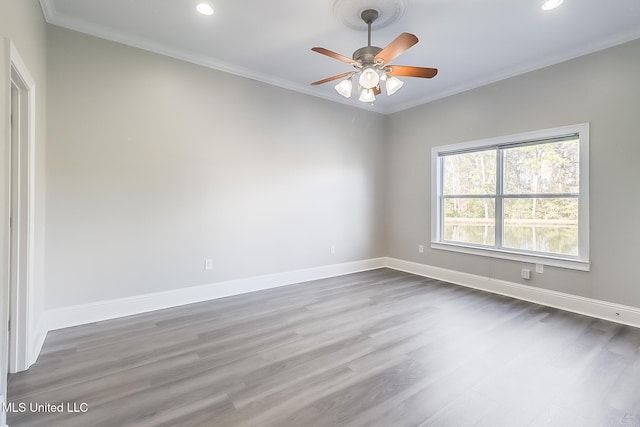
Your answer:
6,41 -> 36,375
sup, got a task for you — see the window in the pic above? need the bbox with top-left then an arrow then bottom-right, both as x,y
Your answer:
431,124 -> 589,271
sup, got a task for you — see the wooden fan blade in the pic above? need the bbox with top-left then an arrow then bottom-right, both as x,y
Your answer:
312,47 -> 357,66
386,65 -> 438,78
311,72 -> 352,86
374,33 -> 419,64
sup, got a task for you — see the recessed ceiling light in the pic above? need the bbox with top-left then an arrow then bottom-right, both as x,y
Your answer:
541,0 -> 564,11
196,3 -> 214,15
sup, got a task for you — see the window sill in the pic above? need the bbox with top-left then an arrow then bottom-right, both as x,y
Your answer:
431,241 -> 590,271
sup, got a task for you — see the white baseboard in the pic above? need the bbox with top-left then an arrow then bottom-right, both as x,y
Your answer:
41,255 -> 640,357
385,257 -> 640,329
28,316 -> 48,368
7,317 -> 46,373
46,258 -> 387,331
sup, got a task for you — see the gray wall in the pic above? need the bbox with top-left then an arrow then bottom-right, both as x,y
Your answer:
0,0 -> 48,411
45,26 -> 387,309
385,39 -> 640,307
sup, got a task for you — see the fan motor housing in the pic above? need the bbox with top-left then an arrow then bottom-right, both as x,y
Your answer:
353,46 -> 382,66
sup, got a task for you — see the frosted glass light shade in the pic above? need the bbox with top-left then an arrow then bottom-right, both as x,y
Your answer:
385,76 -> 404,95
359,88 -> 376,103
358,68 -> 380,89
335,79 -> 352,98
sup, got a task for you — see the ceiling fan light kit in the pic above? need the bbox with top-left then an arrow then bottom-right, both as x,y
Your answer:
385,75 -> 403,95
359,88 -> 376,103
311,6 -> 438,105
335,77 -> 354,98
359,67 -> 380,89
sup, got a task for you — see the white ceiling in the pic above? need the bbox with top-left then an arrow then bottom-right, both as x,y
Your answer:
40,0 -> 640,115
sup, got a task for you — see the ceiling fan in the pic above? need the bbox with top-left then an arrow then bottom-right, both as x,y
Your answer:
311,8 -> 438,103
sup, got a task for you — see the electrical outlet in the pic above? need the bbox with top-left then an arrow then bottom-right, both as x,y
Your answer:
535,264 -> 544,274
330,245 -> 336,255
521,268 -> 531,280
205,259 -> 213,270
418,244 -> 424,253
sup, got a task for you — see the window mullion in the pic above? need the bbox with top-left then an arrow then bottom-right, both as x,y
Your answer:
495,148 -> 504,249
438,156 -> 444,241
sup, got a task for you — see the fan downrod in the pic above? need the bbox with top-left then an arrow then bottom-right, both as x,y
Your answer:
361,9 -> 379,47
353,8 -> 383,64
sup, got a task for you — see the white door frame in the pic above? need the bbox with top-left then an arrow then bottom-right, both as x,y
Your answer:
6,40 -> 36,373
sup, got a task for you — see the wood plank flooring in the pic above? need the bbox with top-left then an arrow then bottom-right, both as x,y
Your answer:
7,268 -> 640,426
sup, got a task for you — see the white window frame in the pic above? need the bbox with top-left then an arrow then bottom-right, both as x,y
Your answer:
431,123 -> 590,271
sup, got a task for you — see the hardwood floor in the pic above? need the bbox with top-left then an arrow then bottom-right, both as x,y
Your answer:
7,268 -> 640,426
